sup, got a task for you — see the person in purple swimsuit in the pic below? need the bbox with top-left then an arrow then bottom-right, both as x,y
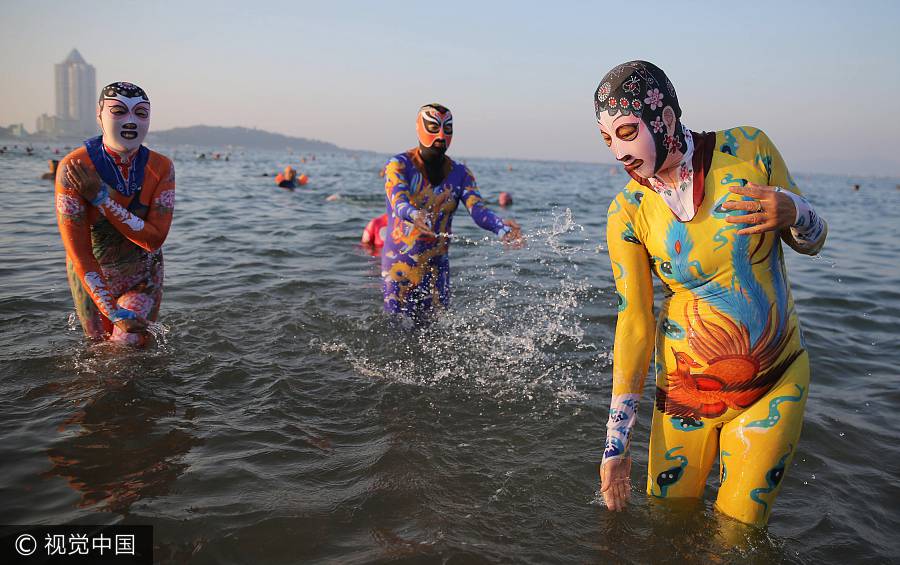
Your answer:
381,103 -> 521,321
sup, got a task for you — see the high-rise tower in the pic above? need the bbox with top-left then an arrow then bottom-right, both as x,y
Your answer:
53,49 -> 96,136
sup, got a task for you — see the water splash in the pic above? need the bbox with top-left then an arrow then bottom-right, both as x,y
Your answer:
317,208 -> 600,404
145,321 -> 171,347
67,312 -> 79,332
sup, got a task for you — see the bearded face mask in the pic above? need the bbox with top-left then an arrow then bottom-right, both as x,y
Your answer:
593,61 -> 684,177
97,82 -> 150,153
416,104 -> 453,152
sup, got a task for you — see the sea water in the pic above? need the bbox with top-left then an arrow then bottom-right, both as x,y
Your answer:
1,145 -> 898,563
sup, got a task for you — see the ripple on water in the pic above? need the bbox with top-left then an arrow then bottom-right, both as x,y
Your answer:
1,150 -> 899,562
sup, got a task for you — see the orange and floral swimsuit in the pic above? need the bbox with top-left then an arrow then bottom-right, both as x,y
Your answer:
604,126 -> 826,525
55,140 -> 175,345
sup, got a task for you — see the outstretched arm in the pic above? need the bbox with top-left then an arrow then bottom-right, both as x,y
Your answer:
65,158 -> 175,253
460,168 -> 506,234
460,168 -> 521,243
600,196 -> 656,511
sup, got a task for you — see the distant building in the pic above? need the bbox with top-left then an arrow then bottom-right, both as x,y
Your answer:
55,48 -> 96,135
36,49 -> 98,137
1,123 -> 29,138
35,113 -> 61,135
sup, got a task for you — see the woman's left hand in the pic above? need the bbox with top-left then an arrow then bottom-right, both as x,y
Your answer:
65,159 -> 103,203
723,183 -> 796,235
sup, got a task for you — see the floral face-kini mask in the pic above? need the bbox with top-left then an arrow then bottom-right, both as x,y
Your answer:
595,60 -> 698,221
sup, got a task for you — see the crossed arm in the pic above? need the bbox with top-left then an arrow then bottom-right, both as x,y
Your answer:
56,156 -> 175,330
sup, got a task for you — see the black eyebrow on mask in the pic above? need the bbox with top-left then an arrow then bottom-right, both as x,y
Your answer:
612,114 -> 639,125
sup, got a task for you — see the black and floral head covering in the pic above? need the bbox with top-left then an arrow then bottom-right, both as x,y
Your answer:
593,60 -> 685,174
98,81 -> 149,104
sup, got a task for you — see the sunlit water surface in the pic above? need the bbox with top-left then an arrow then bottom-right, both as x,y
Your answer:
1,144 -> 898,564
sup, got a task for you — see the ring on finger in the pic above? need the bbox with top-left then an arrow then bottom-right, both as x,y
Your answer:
755,200 -> 763,213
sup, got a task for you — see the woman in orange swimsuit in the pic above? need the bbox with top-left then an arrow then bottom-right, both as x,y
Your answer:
55,82 -> 175,346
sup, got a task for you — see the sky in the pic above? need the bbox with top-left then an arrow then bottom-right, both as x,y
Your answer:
1,0 -> 899,175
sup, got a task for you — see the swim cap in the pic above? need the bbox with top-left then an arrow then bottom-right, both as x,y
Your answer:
416,103 -> 453,151
99,81 -> 149,104
97,82 -> 150,152
594,61 -> 684,174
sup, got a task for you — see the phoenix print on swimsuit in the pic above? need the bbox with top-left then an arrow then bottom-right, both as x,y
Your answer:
655,220 -> 802,420
610,127 -> 809,422
605,122 -> 819,524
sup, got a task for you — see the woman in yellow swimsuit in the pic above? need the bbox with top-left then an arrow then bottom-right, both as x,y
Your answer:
594,61 -> 827,526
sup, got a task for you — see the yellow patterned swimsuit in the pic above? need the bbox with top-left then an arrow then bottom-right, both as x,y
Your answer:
604,126 -> 824,525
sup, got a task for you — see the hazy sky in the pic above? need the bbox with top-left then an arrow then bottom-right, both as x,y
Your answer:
2,0 -> 899,175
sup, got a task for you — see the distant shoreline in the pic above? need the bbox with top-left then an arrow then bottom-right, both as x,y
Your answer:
0,124 -> 362,154
2,130 -> 897,180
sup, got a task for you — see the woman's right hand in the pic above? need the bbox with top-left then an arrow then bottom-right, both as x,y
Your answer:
599,456 -> 632,511
411,210 -> 436,237
114,316 -> 149,334
65,159 -> 103,203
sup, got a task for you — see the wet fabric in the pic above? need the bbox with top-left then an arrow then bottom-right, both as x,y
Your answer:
56,145 -> 175,344
603,126 -> 820,525
85,135 -> 150,197
381,149 -> 506,320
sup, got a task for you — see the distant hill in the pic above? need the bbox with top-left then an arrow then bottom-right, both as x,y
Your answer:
148,125 -> 346,152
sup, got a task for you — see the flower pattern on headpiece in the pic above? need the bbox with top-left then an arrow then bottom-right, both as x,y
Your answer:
597,82 -> 612,102
664,133 -> 682,153
623,76 -> 640,94
644,88 -> 664,111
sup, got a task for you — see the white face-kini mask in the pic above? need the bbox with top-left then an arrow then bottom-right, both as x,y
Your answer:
97,82 -> 151,153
